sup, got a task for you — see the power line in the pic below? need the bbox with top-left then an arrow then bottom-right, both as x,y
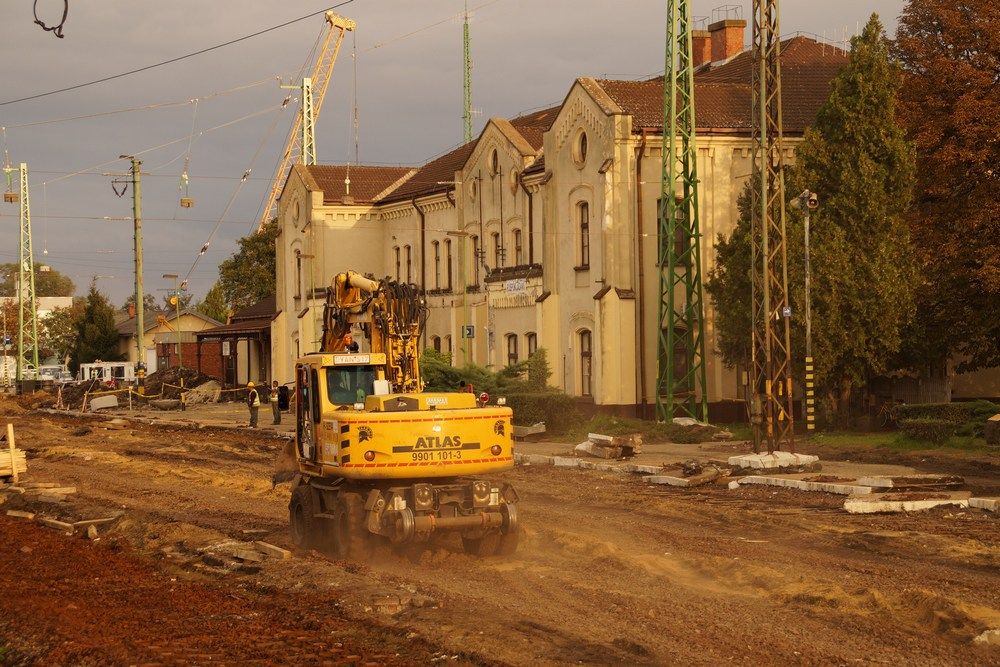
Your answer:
0,1 -> 355,107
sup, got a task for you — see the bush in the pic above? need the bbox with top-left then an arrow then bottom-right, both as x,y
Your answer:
893,400 -> 999,437
503,392 -> 579,432
899,417 -> 956,444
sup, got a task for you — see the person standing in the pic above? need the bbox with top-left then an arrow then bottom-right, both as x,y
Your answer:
246,381 -> 260,428
270,380 -> 281,425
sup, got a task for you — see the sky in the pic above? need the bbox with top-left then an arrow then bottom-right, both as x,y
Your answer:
0,0 -> 907,306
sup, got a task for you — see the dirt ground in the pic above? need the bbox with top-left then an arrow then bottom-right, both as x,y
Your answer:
1,403 -> 998,665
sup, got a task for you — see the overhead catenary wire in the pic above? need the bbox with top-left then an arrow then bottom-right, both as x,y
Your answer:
0,1 -> 356,107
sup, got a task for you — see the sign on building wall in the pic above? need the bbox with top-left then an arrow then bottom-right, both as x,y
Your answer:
504,278 -> 527,293
462,325 -> 475,339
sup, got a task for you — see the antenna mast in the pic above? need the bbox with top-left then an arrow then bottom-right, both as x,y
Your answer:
15,163 -> 39,383
463,1 -> 473,144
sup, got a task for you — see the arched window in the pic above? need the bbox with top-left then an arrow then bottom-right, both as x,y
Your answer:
526,332 -> 537,356
404,245 -> 412,283
490,149 -> 499,176
432,240 -> 441,289
444,335 -> 452,356
513,228 -> 523,266
445,238 -> 453,290
579,329 -> 592,397
506,334 -> 518,366
394,246 -> 400,281
432,335 -> 441,352
471,235 -> 480,285
492,231 -> 502,268
579,202 -> 590,269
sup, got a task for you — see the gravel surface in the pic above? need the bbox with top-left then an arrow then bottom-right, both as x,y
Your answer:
1,404 -> 998,665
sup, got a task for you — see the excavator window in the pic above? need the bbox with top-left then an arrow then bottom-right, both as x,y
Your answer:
326,366 -> 375,406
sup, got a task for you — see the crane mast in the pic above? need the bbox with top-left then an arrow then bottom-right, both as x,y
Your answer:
257,11 -> 355,232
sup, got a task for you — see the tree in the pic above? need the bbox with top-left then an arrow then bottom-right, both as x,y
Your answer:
122,292 -> 158,314
195,281 -> 229,323
70,281 -> 122,372
39,299 -> 86,363
218,219 -> 278,312
0,262 -> 75,297
708,15 -> 916,418
789,14 -> 916,410
894,0 -> 1000,371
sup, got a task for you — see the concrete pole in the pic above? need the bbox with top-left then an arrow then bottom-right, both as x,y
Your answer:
125,156 -> 146,392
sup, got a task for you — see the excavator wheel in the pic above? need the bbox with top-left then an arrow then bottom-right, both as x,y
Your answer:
289,484 -> 318,549
334,491 -> 373,560
461,532 -> 501,557
496,502 -> 521,556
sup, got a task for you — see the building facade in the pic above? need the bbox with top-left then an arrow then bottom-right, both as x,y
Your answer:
273,24 -> 856,414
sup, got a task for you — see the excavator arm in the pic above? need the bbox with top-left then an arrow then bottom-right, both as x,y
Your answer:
320,271 -> 427,393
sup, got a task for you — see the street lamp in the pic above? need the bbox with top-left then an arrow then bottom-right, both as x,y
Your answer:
791,190 -> 818,431
162,273 -> 183,370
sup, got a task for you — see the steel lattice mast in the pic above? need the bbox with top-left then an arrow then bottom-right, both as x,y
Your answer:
750,0 -> 795,453
15,163 -> 39,382
257,12 -> 355,232
655,0 -> 708,422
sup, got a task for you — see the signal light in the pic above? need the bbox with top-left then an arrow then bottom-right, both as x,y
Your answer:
490,445 -> 502,456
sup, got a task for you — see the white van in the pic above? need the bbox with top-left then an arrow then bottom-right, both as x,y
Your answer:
77,361 -> 135,385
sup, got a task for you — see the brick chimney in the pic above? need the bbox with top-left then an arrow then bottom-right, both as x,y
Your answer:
128,302 -> 136,319
708,19 -> 747,63
692,29 -> 712,67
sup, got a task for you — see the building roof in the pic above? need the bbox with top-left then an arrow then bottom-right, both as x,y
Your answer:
116,308 -> 223,336
230,294 -> 277,322
379,141 -> 477,204
595,36 -> 848,134
300,164 -> 415,205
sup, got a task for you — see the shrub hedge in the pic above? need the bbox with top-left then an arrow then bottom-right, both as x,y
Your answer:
898,417 -> 956,444
503,392 -> 579,433
893,400 -> 999,437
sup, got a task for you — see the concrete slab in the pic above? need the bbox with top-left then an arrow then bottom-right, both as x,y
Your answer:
728,452 -> 820,469
593,463 -> 623,473
856,474 -> 964,489
844,492 -> 971,515
624,464 -> 663,475
646,475 -> 689,487
552,456 -> 579,468
520,454 -> 553,466
728,480 -> 741,490
88,395 -> 119,411
969,497 -> 1000,513
738,475 -> 872,496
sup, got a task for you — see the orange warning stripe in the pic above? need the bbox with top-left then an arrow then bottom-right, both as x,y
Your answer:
337,411 -> 510,426
342,455 -> 514,469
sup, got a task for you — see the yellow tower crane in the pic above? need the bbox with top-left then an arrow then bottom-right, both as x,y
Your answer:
256,11 -> 355,233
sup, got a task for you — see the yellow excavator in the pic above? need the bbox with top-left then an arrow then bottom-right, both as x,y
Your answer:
276,270 -> 520,558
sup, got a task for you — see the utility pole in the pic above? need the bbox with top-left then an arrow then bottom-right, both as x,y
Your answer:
162,274 -> 184,370
122,155 -> 146,391
463,0 -> 473,144
657,0 -> 708,423
15,163 -> 39,385
750,0 -> 795,453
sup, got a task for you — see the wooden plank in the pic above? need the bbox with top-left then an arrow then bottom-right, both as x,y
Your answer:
72,516 -> 121,530
40,517 -> 74,532
254,541 -> 292,560
6,424 -> 18,484
5,509 -> 35,520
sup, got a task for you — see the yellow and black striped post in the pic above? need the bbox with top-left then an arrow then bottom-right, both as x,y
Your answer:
805,356 -> 815,431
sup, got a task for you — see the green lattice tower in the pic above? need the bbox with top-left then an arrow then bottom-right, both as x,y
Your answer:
15,163 -> 39,382
750,0 -> 795,453
463,1 -> 473,144
655,0 -> 708,423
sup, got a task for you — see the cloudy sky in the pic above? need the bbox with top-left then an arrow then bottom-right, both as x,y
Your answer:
0,0 -> 906,306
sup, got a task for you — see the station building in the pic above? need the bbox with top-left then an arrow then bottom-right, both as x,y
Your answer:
272,21 -> 859,415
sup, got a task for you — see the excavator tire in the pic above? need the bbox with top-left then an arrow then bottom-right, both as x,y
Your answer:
335,491 -> 373,560
289,484 -> 318,549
